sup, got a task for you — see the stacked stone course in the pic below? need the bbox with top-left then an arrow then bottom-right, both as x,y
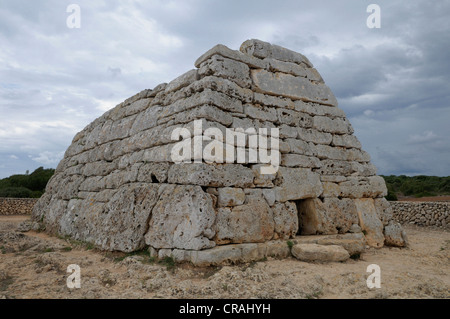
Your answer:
391,201 -> 449,229
0,198 -> 38,215
32,39 -> 407,264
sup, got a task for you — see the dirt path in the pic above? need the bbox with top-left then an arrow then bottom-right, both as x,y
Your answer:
0,215 -> 449,299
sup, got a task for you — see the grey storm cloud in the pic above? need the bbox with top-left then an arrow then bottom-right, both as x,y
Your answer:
0,0 -> 449,178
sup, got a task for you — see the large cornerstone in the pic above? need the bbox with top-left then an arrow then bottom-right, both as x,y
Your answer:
32,40 -> 407,264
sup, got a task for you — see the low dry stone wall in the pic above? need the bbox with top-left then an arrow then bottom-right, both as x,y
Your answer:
0,198 -> 38,215
390,201 -> 449,229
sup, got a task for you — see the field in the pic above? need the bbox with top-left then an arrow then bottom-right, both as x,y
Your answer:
1,215 -> 449,299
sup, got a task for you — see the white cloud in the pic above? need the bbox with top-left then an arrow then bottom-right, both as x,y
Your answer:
408,131 -> 439,144
31,151 -> 65,166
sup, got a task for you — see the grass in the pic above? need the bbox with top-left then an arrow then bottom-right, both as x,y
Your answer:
159,256 -> 176,271
0,275 -> 14,292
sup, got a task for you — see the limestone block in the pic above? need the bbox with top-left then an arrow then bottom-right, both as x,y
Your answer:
314,144 -> 371,162
194,43 -> 268,69
145,185 -> 216,250
297,198 -> 359,235
339,176 -> 387,198
57,175 -> 85,200
315,238 -> 365,257
266,58 -> 309,77
125,98 -> 152,117
277,108 -> 313,127
273,167 -> 322,202
297,128 -> 332,145
285,138 -> 315,156
243,104 -> 278,122
332,134 -> 362,149
294,101 -> 346,118
78,176 -> 104,193
279,124 -> 298,138
321,182 -> 340,198
262,188 -> 276,206
291,244 -> 349,262
190,76 -> 254,103
217,187 -> 246,207
99,183 -> 160,252
281,154 -> 321,168
240,39 -> 313,67
374,198 -> 394,226
313,116 -> 351,134
137,162 -> 170,183
253,92 -> 295,109
214,194 -> 274,244
264,241 -> 291,258
83,161 -> 117,177
161,89 -> 244,118
173,104 -> 234,127
165,69 -> 198,94
190,245 -> 243,266
168,163 -> 254,188
272,201 -> 298,239
129,105 -> 163,135
251,69 -> 338,106
384,221 -> 408,247
354,198 -> 385,248
198,55 -> 252,89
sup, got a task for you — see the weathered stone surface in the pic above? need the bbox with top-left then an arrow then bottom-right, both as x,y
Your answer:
199,55 -> 252,89
214,194 -> 274,244
217,187 -> 246,207
165,69 -> 198,94
384,221 -> 408,247
339,176 -> 387,198
145,185 -> 216,250
297,128 -> 332,145
168,163 -> 254,188
251,69 -> 338,106
297,198 -> 359,235
374,198 -> 394,226
316,238 -> 365,257
272,201 -> 298,239
195,43 -> 268,69
291,244 -> 349,262
281,154 -> 321,168
273,167 -> 323,202
240,39 -> 313,67
332,134 -> 362,149
244,103 -> 278,122
354,198 -> 385,248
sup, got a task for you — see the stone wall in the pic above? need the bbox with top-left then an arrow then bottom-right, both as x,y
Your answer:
0,198 -> 38,215
390,201 -> 449,229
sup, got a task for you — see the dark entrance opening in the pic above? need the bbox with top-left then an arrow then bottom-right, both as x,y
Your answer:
294,198 -> 319,236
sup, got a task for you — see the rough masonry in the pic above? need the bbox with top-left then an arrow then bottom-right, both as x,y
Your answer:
32,39 -> 408,264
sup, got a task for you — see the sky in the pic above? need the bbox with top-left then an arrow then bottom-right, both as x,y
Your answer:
0,0 -> 449,178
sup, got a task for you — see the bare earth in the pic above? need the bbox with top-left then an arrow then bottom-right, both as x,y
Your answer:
0,215 -> 449,299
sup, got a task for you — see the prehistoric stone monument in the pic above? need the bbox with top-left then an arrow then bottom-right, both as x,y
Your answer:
32,39 -> 407,265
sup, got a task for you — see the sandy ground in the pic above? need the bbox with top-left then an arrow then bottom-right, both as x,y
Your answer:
0,215 -> 449,299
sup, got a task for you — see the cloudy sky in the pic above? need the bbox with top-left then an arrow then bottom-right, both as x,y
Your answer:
0,0 -> 449,178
